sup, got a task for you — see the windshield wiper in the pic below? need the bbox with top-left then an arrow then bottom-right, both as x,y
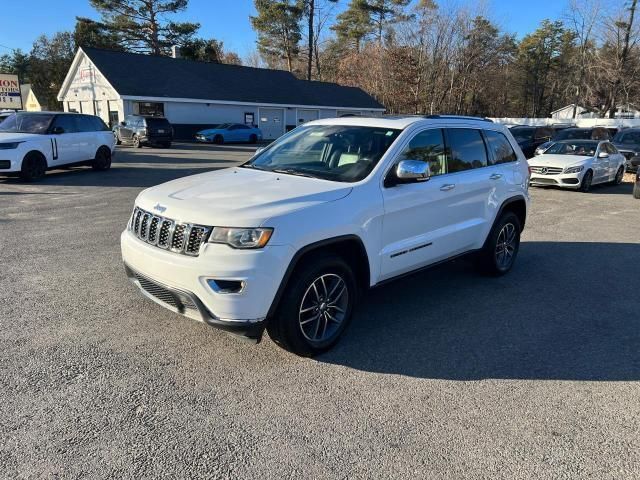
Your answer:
271,168 -> 317,178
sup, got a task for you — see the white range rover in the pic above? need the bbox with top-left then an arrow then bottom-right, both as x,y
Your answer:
0,111 -> 115,181
122,116 -> 530,356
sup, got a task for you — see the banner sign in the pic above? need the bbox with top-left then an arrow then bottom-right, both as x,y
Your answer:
0,74 -> 22,109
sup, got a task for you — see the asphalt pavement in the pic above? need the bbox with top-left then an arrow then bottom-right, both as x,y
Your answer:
1,143 -> 639,479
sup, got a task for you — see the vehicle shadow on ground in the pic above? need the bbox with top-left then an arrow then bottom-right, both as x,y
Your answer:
319,241 -> 640,381
532,182 -> 634,195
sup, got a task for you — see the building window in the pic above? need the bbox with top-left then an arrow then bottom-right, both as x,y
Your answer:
134,102 -> 164,117
244,112 -> 255,126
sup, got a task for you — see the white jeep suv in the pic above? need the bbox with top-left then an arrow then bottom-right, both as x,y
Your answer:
0,111 -> 115,181
122,116 -> 530,356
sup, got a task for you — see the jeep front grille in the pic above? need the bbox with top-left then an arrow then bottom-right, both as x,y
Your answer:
129,207 -> 211,256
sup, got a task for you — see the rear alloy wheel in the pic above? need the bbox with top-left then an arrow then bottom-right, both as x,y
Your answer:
133,135 -> 142,148
92,147 -> 112,171
267,255 -> 357,356
213,135 -> 224,145
579,170 -> 593,192
476,211 -> 521,276
613,166 -> 624,185
19,152 -> 47,182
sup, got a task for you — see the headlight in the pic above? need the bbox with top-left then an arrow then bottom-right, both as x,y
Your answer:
209,227 -> 273,249
564,165 -> 584,174
0,142 -> 23,150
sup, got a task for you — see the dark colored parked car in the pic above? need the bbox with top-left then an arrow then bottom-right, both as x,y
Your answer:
509,125 -> 555,158
612,128 -> 640,172
553,127 -> 611,141
113,115 -> 173,148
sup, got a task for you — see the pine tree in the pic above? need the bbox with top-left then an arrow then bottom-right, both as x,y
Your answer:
88,0 -> 200,55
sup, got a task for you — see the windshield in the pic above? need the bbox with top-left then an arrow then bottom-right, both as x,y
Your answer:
217,123 -> 232,130
613,131 -> 640,144
554,129 -> 591,140
145,118 -> 170,127
510,127 -> 534,142
244,125 -> 401,182
0,113 -> 54,134
544,141 -> 598,156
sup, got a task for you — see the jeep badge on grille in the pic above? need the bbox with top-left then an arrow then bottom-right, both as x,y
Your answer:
154,203 -> 167,213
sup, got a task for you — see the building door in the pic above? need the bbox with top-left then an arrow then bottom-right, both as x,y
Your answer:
259,108 -> 285,140
297,109 -> 319,125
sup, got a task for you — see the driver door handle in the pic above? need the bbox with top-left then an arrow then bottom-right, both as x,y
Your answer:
440,184 -> 456,191
489,173 -> 503,180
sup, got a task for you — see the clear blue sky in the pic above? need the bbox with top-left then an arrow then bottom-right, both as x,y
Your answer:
0,0 -> 573,59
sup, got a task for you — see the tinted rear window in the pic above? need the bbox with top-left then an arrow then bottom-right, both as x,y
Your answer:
446,128 -> 488,172
485,130 -> 517,164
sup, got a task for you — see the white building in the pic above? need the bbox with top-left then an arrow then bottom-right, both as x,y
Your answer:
550,104 -> 597,120
57,47 -> 385,139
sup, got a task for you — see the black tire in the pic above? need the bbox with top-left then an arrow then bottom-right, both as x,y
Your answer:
133,135 -> 142,148
213,135 -> 224,145
579,170 -> 593,192
267,254 -> 357,356
20,152 -> 47,182
249,134 -> 257,144
92,147 -> 112,171
161,141 -> 172,148
634,181 -> 640,199
476,211 -> 521,276
613,166 -> 624,185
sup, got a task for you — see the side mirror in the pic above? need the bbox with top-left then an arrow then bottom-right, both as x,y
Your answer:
395,160 -> 431,183
598,151 -> 609,158
254,146 -> 265,155
51,126 -> 64,134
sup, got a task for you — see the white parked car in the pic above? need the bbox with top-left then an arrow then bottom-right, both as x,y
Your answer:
0,111 -> 115,181
121,115 -> 531,356
528,140 -> 626,192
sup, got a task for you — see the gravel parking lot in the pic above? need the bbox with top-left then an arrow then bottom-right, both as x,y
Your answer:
1,143 -> 639,479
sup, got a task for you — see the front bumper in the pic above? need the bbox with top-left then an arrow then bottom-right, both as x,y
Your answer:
0,149 -> 21,172
121,229 -> 295,335
529,171 -> 583,188
124,264 -> 266,340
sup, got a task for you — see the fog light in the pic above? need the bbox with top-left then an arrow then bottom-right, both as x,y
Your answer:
207,279 -> 244,294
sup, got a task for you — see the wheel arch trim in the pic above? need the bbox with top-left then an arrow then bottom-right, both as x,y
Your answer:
266,234 -> 370,320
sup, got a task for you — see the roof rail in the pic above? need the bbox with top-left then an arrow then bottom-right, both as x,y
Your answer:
424,114 -> 493,123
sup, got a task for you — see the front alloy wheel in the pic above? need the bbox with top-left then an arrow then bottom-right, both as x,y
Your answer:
267,255 -> 356,356
299,273 -> 349,345
614,166 -> 624,185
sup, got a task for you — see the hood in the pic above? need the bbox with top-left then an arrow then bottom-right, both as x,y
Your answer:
529,154 -> 593,168
0,132 -> 43,142
135,167 -> 352,227
197,129 -> 222,135
613,143 -> 639,153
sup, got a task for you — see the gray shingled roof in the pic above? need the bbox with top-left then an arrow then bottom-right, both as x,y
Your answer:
83,48 -> 384,110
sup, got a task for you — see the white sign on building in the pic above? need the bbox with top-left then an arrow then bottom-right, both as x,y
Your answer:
0,74 -> 23,109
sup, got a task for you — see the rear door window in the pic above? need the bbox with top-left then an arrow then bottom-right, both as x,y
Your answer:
484,130 -> 518,164
445,128 -> 488,172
